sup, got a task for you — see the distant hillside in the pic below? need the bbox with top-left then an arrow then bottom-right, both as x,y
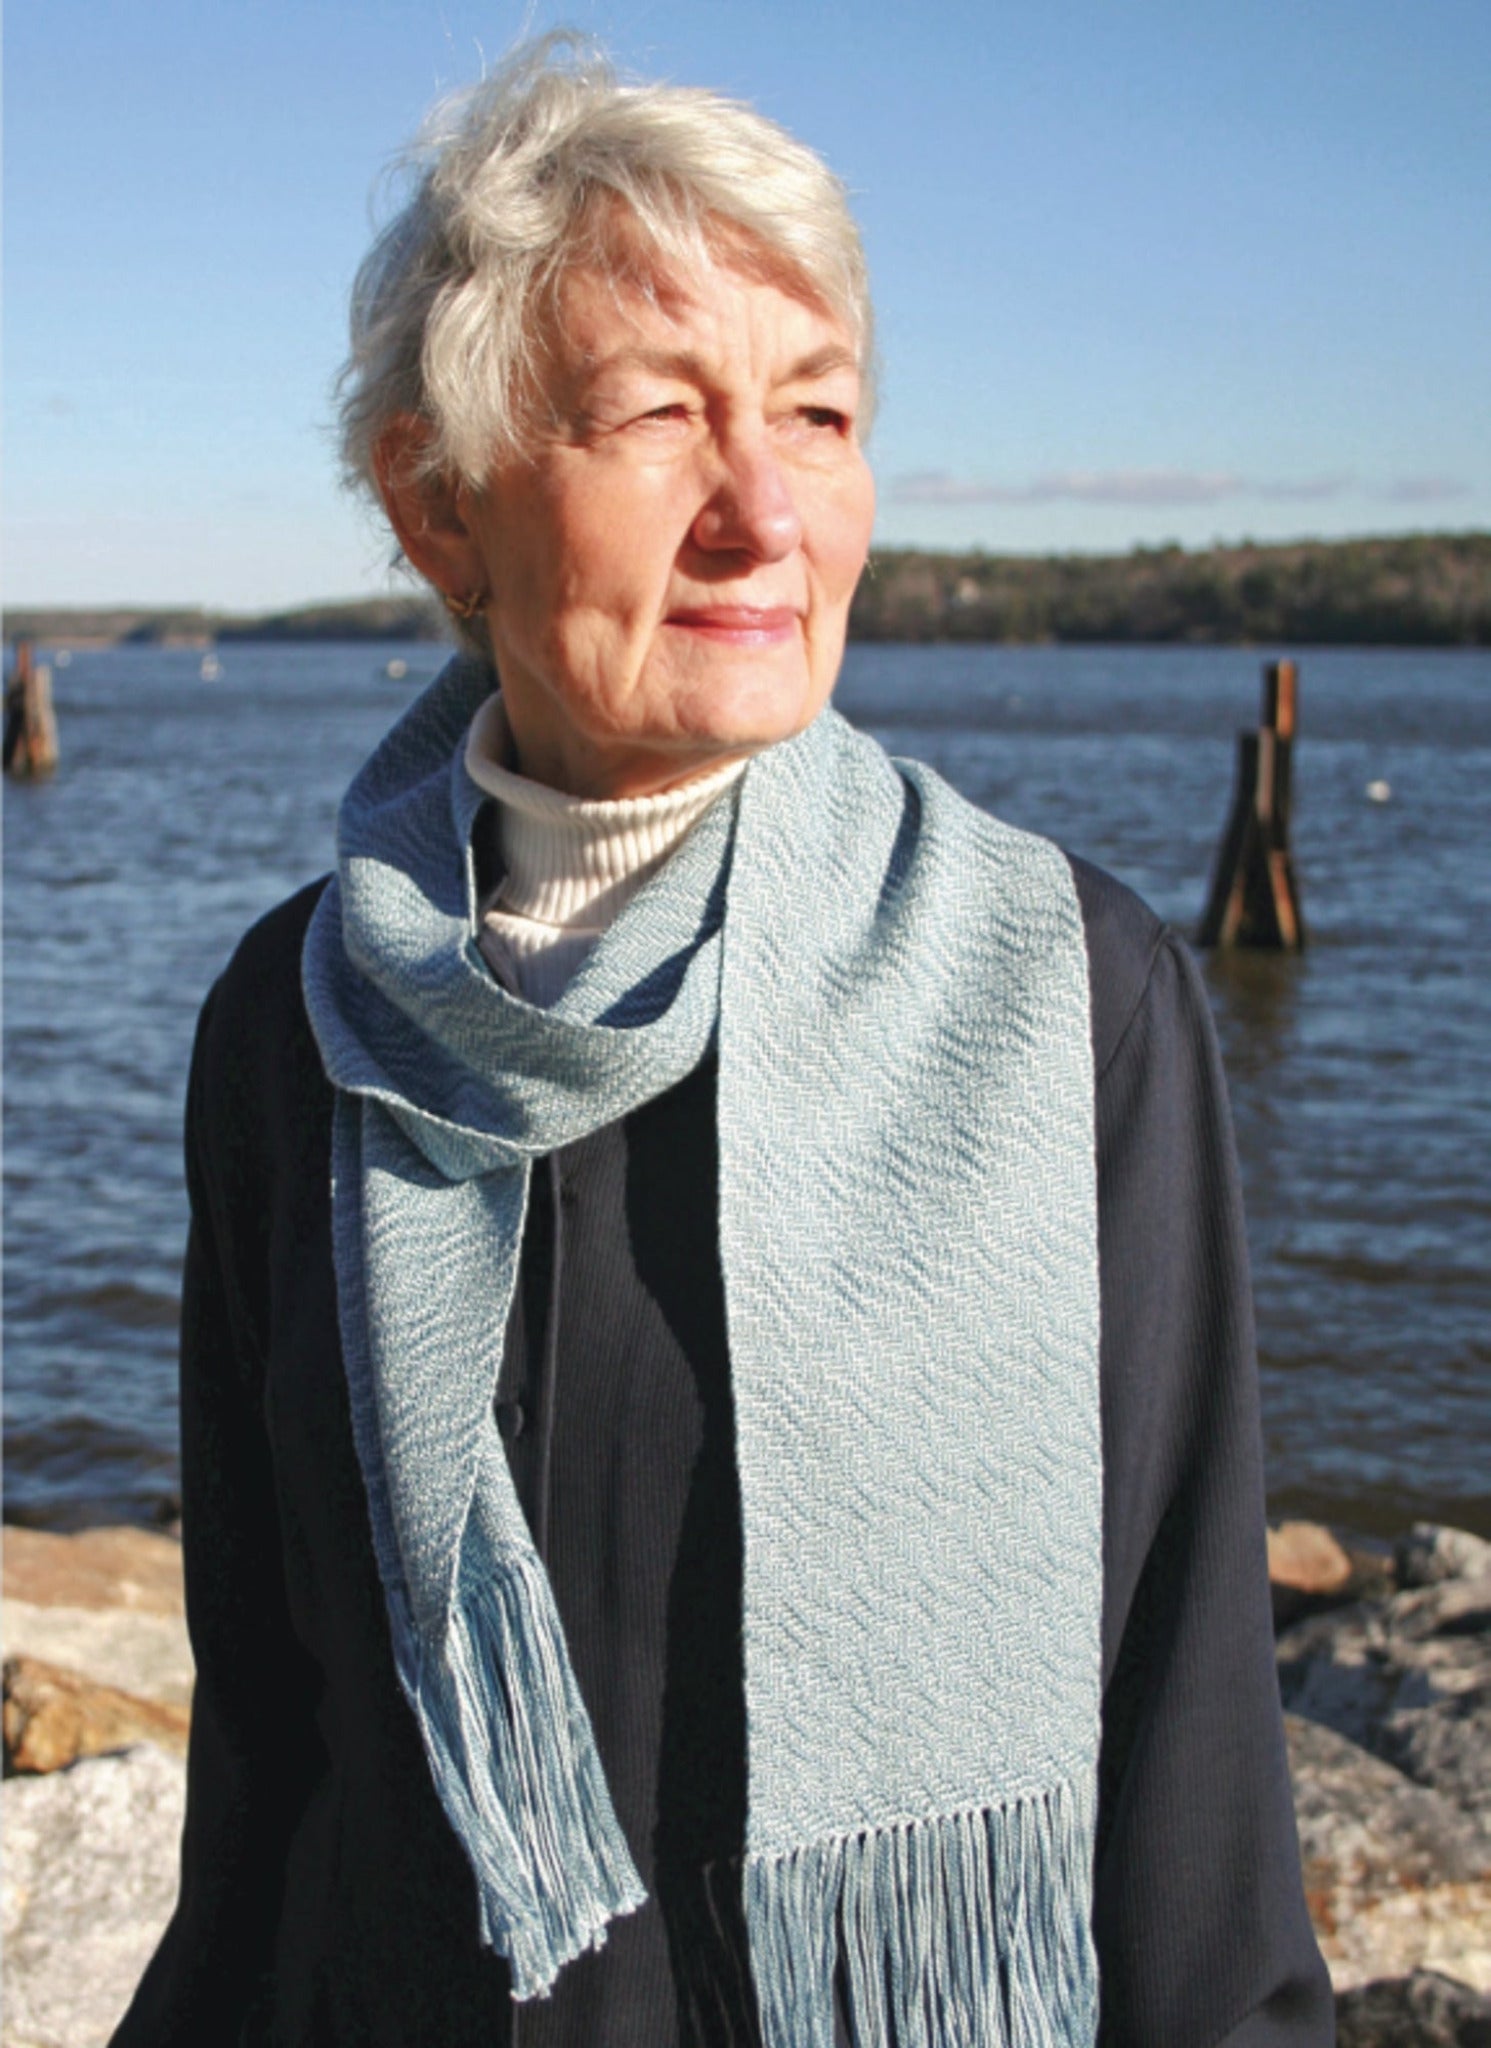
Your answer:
216,596 -> 444,644
849,533 -> 1491,646
1,596 -> 444,649
7,533 -> 1490,650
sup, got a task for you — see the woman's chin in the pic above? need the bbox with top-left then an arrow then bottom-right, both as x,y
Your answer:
537,651 -> 840,795
663,656 -> 833,755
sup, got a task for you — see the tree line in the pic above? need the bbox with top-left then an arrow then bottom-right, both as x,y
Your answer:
849,533 -> 1491,646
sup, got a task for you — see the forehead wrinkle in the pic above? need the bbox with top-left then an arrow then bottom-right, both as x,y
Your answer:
783,344 -> 861,382
575,341 -> 862,388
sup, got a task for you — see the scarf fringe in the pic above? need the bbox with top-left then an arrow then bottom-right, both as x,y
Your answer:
744,1783 -> 1098,2048
391,1545 -> 646,2001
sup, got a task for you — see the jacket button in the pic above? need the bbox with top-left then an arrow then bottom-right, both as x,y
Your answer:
495,1400 -> 527,1441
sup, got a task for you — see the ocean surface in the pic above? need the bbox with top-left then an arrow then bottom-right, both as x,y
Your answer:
4,641 -> 1488,1538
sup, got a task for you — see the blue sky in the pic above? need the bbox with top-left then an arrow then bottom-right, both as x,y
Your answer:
5,0 -> 1488,609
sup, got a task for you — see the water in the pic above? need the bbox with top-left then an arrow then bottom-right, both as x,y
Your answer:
4,642 -> 1488,1539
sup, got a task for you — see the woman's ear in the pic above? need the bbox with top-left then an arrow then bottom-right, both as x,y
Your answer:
372,415 -> 488,603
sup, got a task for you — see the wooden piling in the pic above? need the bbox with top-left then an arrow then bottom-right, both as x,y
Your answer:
1197,658 -> 1304,950
3,640 -> 60,780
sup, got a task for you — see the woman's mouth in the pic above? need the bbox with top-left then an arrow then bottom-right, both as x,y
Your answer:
664,606 -> 799,645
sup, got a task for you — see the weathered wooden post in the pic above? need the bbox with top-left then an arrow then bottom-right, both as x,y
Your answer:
3,640 -> 60,780
1197,658 -> 1304,949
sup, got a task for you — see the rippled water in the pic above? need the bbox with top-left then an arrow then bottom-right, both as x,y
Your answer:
4,641 -> 1488,1537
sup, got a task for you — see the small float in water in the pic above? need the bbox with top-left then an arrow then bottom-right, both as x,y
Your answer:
1365,779 -> 1392,804
384,657 -> 409,681
199,654 -> 222,682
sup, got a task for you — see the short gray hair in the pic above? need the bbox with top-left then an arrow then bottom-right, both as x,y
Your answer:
338,32 -> 875,508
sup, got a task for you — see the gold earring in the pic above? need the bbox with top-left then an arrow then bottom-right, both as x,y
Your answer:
444,590 -> 487,622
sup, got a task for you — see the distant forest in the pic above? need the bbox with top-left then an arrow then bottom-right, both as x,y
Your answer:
850,532 -> 1491,646
8,532 -> 1490,650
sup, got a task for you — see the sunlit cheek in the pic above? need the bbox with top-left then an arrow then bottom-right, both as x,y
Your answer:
808,472 -> 875,597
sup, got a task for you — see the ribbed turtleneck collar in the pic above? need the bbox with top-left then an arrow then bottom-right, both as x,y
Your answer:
463,693 -> 748,1006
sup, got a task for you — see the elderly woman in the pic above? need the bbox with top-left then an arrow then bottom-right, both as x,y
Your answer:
114,38 -> 1329,2048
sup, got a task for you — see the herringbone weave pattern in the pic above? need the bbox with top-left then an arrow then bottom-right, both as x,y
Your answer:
303,656 -> 1101,2045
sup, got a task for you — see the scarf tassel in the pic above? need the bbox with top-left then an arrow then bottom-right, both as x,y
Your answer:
390,1545 -> 647,2001
744,1782 -> 1098,2048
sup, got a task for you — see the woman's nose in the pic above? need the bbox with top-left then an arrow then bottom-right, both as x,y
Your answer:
691,436 -> 803,561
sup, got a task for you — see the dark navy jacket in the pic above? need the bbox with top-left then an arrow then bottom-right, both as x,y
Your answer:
112,856 -> 1332,2047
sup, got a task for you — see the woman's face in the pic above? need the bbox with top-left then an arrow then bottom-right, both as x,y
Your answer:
452,253 -> 875,798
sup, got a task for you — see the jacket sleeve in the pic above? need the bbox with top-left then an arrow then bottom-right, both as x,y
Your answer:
110,980 -> 328,2046
1089,926 -> 1333,2046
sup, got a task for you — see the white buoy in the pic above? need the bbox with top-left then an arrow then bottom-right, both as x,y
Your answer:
384,657 -> 409,680
1365,779 -> 1391,803
200,654 -> 222,681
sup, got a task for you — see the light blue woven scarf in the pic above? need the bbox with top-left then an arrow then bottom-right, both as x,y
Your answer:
302,654 -> 1102,2046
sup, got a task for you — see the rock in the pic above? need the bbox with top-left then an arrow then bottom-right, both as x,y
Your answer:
1281,1560 -> 1491,1993
1335,1968 -> 1491,2047
4,1656 -> 190,1775
1378,1684 -> 1491,1838
1388,1577 -> 1491,1646
1286,1714 -> 1491,1991
1,1600 -> 194,1709
1343,1545 -> 1400,1603
2,1525 -> 184,1615
1398,1526 -> 1491,1591
1270,1520 -> 1355,1594
1,1526 -> 193,1734
1279,1600 -> 1412,1748
1269,1520 -> 1363,1630
1279,1576 -> 1491,1830
2,1743 -> 185,2048
1288,1714 -> 1491,1887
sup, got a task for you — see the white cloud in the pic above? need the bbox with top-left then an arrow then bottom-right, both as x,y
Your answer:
889,472 -> 1026,506
1250,476 -> 1354,503
1383,476 -> 1472,504
889,468 -> 1360,508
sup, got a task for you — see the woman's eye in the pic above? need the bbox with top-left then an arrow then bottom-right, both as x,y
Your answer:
638,401 -> 692,425
798,406 -> 851,433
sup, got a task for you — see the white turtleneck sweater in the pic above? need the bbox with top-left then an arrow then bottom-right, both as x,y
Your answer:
463,693 -> 748,1009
